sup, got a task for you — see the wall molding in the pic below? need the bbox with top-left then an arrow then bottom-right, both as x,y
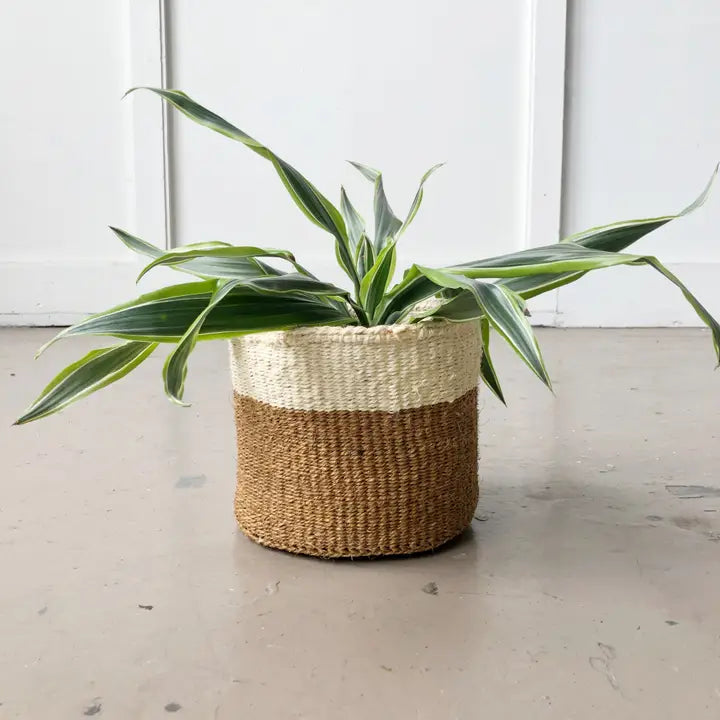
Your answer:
523,0 -> 568,324
123,0 -> 170,248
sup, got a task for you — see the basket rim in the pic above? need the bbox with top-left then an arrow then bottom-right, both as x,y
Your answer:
229,318 -> 476,346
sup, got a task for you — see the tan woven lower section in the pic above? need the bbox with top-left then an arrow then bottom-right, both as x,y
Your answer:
233,388 -> 479,558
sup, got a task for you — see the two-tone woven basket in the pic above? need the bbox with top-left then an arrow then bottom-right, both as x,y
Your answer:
229,320 -> 481,557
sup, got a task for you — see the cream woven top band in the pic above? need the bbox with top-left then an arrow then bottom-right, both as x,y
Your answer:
229,320 -> 482,412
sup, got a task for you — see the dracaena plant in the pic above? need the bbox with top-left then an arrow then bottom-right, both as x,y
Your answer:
15,88 -> 720,424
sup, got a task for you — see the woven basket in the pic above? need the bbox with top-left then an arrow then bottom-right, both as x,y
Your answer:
229,320 -> 481,558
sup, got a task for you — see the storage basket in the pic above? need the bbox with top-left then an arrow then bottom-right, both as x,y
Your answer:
229,320 -> 481,557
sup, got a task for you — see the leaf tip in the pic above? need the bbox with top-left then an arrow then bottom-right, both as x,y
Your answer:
34,333 -> 62,358
168,395 -> 191,408
12,408 -> 33,426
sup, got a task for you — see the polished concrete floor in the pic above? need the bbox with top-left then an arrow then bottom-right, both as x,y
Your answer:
1,327 -> 720,719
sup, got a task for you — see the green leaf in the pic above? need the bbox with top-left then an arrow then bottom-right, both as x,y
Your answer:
110,227 -> 283,280
270,155 -> 350,246
162,275 -> 349,405
137,245 -> 296,281
360,240 -> 397,322
412,290 -> 482,322
472,283 -> 552,390
563,164 -> 717,248
399,163 -> 444,236
40,281 -> 353,347
414,267 -> 552,389
356,234 -> 376,280
15,342 -> 157,424
124,87 -> 263,146
348,161 -> 380,182
383,166 -> 719,323
416,293 -> 507,405
163,279 -> 242,406
500,163 -> 718,298
348,161 -> 402,253
642,257 -> 720,366
109,226 -> 164,259
37,281 -> 216,354
128,88 -> 358,287
376,271 -> 439,325
479,319 -> 505,405
373,174 -> 402,253
340,187 -> 366,253
332,238 -> 361,295
449,243 -> 653,279
410,297 -> 505,402
240,273 -> 349,299
449,243 -> 720,366
127,88 -> 344,236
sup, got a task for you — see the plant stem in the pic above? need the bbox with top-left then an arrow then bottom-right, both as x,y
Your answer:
348,298 -> 370,327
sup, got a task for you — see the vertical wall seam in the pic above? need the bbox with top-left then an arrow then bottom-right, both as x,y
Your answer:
158,0 -> 174,249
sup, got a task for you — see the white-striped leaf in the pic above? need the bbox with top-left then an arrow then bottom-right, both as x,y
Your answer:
110,227 -> 282,279
501,163 -> 718,298
449,246 -> 720,365
413,290 -> 481,323
348,161 -> 402,252
415,267 -> 552,389
380,244 -> 666,325
360,240 -> 397,322
163,279 -> 242,405
39,281 -> 354,349
450,244 -> 652,278
356,233 -> 376,280
399,163 -> 444,236
348,160 -> 380,182
162,274 -> 347,406
128,88 -> 358,289
340,187 -> 366,253
419,293 -> 507,402
479,318 -> 505,405
373,174 -> 402,253
240,273 -> 349,298
643,258 -> 720,365
16,342 -> 157,424
128,89 -> 345,237
376,273 -> 439,325
137,245 -> 295,281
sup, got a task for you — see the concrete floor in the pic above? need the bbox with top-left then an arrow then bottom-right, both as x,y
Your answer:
1,327 -> 720,719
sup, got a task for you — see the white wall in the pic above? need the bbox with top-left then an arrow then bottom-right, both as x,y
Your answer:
559,0 -> 720,327
2,0 -> 718,329
167,0 -> 543,289
0,1 -> 168,326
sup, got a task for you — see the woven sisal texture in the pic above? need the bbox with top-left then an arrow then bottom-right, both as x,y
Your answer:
233,388 -> 479,557
229,321 -> 481,412
230,319 -> 482,557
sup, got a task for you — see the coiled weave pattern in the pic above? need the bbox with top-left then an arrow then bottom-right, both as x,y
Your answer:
229,320 -> 482,557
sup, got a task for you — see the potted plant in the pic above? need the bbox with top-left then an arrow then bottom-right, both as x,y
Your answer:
15,88 -> 720,557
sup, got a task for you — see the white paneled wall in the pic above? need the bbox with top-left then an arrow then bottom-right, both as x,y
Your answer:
2,1 -> 718,328
167,0 -> 560,292
0,1 -> 168,325
559,0 -> 720,327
